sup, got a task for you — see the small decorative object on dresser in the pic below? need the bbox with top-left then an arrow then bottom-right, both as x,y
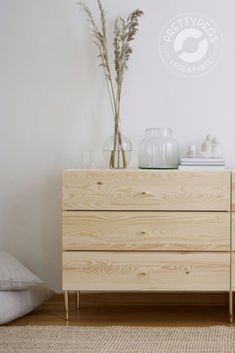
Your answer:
211,137 -> 222,157
201,134 -> 213,157
138,128 -> 179,169
180,136 -> 225,170
201,134 -> 222,158
79,1 -> 143,169
62,169 -> 233,323
186,145 -> 197,157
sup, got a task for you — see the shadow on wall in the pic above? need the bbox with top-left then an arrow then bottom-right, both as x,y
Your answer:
1,170 -> 62,292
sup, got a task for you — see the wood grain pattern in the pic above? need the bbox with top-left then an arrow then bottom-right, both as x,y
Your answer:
63,170 -> 230,211
62,252 -> 230,291
232,171 -> 235,211
63,211 -> 230,251
232,213 -> 235,251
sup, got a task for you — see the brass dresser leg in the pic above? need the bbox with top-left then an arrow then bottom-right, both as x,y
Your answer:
64,290 -> 69,321
76,290 -> 80,309
229,291 -> 233,323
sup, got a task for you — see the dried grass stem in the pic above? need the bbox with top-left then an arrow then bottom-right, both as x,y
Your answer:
79,1 -> 143,168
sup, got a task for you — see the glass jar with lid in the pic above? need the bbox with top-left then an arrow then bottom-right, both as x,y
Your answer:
138,128 -> 179,169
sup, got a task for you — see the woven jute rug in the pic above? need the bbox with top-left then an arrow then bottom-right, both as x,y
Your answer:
0,326 -> 234,353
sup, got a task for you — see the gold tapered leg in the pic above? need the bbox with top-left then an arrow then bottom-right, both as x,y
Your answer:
76,290 -> 80,309
229,291 -> 233,324
64,290 -> 69,321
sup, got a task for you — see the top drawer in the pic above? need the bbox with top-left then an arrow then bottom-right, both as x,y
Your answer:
63,170 -> 230,211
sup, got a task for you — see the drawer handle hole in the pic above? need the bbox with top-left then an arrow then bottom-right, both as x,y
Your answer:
97,181 -> 103,185
141,191 -> 150,195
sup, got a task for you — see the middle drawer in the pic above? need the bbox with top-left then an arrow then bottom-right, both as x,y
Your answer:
63,211 -> 230,251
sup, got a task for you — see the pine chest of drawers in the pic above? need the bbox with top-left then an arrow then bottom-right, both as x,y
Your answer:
62,169 -> 234,322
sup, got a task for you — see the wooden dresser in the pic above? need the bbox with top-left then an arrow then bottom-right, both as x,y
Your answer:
62,169 -> 234,322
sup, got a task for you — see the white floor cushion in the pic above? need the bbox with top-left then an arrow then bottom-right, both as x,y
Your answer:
0,251 -> 42,290
0,286 -> 53,325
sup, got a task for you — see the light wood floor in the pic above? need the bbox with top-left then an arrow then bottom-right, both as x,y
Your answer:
8,293 -> 235,327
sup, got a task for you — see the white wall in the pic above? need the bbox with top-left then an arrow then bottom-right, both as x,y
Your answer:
0,0 -> 235,291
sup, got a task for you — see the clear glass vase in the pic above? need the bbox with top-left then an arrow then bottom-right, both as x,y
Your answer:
139,128 -> 179,169
104,132 -> 132,169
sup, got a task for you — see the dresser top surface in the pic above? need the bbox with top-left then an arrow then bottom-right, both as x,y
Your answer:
64,168 -> 231,172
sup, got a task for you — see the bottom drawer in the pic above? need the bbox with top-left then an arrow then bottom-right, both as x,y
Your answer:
62,252 -> 230,291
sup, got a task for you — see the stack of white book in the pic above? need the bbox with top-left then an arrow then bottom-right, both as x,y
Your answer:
179,157 -> 226,170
